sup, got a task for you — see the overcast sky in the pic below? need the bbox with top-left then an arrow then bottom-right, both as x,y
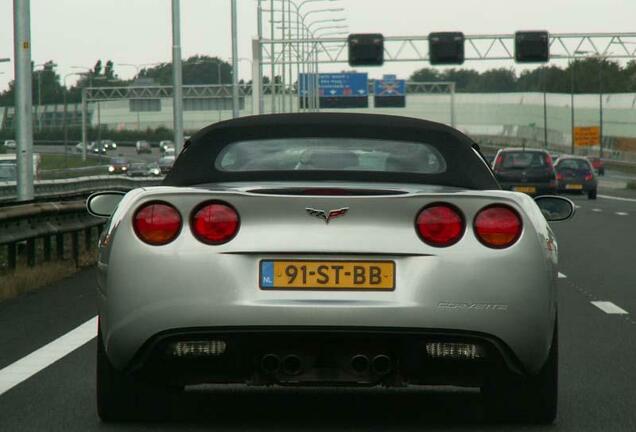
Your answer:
1,0 -> 635,92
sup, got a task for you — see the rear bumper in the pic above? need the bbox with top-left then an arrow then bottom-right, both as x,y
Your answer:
123,326 -> 525,388
556,180 -> 597,192
98,259 -> 556,379
498,182 -> 556,195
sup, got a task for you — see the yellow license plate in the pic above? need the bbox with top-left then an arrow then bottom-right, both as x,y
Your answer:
565,184 -> 583,190
514,186 -> 536,193
260,260 -> 395,290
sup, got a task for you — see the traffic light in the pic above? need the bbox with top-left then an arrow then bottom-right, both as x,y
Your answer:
428,32 -> 465,65
348,33 -> 384,66
515,31 -> 550,63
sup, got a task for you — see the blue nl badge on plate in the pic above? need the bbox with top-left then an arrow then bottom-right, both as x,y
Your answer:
260,261 -> 274,288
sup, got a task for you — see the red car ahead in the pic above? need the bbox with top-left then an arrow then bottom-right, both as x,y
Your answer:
587,157 -> 605,176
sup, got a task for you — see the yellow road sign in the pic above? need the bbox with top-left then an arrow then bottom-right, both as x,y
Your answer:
574,126 -> 600,147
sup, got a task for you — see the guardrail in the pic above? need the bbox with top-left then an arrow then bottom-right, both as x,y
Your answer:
0,175 -> 162,203
39,164 -> 109,180
473,134 -> 636,167
0,200 -> 102,272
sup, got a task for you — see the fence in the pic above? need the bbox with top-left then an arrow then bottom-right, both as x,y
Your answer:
0,175 -> 162,203
0,200 -> 103,272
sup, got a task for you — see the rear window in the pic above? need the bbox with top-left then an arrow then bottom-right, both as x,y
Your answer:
500,152 -> 547,169
215,138 -> 447,174
557,159 -> 592,170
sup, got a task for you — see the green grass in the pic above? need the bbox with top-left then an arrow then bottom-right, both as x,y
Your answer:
40,154 -> 102,171
626,181 -> 636,190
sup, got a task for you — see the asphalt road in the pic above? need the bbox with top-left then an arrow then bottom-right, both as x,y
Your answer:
0,190 -> 635,431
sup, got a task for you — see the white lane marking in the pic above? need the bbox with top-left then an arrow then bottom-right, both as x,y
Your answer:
615,212 -> 629,216
598,194 -> 636,203
574,204 -> 582,209
592,208 -> 603,213
591,301 -> 629,315
558,272 -> 567,279
0,316 -> 97,396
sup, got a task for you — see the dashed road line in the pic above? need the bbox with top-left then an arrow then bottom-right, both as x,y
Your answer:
615,212 -> 629,216
592,208 -> 603,213
0,316 -> 97,396
591,301 -> 629,315
598,194 -> 636,203
558,272 -> 567,279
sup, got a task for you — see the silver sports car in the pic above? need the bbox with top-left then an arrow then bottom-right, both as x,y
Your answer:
88,113 -> 574,423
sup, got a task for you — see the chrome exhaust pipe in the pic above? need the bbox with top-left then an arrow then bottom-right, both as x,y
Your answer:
371,354 -> 392,375
281,354 -> 302,375
261,353 -> 281,373
350,354 -> 370,374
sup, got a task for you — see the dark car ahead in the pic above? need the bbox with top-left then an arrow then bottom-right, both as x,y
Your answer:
126,162 -> 147,177
555,156 -> 598,199
492,148 -> 556,195
158,156 -> 175,174
108,158 -> 129,175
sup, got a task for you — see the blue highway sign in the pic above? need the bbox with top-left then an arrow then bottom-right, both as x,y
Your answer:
299,73 -> 368,97
374,75 -> 406,96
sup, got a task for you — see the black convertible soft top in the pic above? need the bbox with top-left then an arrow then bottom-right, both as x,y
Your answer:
164,113 -> 499,190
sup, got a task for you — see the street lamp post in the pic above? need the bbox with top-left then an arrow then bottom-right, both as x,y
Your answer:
118,63 -> 142,129
33,63 -> 54,130
71,66 -> 93,160
13,0 -> 34,201
63,72 -> 82,168
280,0 -> 286,112
171,0 -> 184,153
231,0 -> 240,118
570,51 -> 588,154
257,0 -> 264,114
597,53 -> 610,159
261,0 -> 343,112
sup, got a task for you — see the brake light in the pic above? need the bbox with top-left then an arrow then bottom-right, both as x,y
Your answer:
474,205 -> 522,249
133,202 -> 182,245
544,153 -> 554,168
415,203 -> 465,247
493,154 -> 503,170
584,172 -> 593,181
302,188 -> 353,195
191,202 -> 240,245
556,172 -> 564,181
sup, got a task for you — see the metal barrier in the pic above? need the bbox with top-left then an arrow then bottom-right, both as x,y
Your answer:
0,200 -> 103,271
0,175 -> 162,203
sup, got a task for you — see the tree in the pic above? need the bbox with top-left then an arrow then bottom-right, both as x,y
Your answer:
477,68 -> 517,92
93,60 -> 102,76
138,55 -> 233,85
439,69 -> 480,91
104,60 -> 116,80
0,60 -> 66,105
409,68 -> 441,82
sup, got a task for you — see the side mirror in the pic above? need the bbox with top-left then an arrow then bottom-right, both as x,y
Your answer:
534,195 -> 575,222
87,191 -> 125,218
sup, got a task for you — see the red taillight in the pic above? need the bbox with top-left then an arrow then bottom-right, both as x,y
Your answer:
584,172 -> 593,181
556,172 -> 564,181
544,153 -> 554,168
191,202 -> 240,245
474,205 -> 522,249
133,202 -> 182,245
415,204 -> 465,247
494,154 -> 503,170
